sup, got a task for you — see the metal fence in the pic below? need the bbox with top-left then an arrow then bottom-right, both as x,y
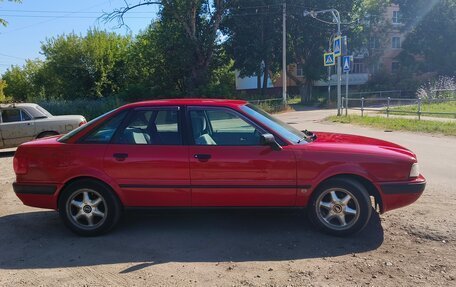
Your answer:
341,95 -> 456,120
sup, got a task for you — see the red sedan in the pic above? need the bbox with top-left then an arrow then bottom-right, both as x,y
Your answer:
12,99 -> 425,236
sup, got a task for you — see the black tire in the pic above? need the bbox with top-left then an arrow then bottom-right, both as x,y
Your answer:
308,177 -> 372,236
36,131 -> 58,139
58,179 -> 122,236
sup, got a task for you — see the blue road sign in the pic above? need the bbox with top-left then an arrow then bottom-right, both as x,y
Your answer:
324,52 -> 335,66
343,56 -> 351,72
333,36 -> 342,57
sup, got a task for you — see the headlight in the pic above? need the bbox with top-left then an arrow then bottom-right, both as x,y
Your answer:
410,163 -> 420,178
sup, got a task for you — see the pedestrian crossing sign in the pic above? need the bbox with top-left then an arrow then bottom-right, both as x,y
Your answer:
333,36 -> 342,57
343,56 -> 351,72
324,52 -> 335,66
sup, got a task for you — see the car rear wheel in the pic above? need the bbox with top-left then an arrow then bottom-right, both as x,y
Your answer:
58,179 -> 121,236
308,178 -> 372,236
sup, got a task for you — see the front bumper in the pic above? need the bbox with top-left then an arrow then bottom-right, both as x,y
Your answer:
379,175 -> 426,212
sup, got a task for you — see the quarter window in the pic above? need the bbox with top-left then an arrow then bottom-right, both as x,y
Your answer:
81,111 -> 127,144
190,108 -> 261,146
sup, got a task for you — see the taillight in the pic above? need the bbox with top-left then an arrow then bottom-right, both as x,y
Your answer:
79,118 -> 87,126
13,156 -> 28,175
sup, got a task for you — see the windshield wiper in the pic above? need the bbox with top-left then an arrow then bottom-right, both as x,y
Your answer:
298,130 -> 317,143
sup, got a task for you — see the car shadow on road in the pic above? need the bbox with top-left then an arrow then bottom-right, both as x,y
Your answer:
0,209 -> 383,272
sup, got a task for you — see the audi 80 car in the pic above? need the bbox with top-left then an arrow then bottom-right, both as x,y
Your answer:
12,99 -> 426,236
1,103 -> 86,149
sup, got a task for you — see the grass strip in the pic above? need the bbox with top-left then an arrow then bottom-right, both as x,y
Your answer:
326,115 -> 456,136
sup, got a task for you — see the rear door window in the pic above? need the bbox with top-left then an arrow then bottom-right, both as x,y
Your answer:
113,108 -> 182,145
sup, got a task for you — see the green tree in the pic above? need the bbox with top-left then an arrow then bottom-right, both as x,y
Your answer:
106,0 -> 228,96
397,0 -> 456,77
0,79 -> 7,101
40,29 -> 131,99
2,60 -> 44,101
222,0 -> 282,95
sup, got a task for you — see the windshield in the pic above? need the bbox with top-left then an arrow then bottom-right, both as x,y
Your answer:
58,108 -> 120,143
241,104 -> 308,144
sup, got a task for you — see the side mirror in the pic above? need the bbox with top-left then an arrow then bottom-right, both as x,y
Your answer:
261,133 -> 283,151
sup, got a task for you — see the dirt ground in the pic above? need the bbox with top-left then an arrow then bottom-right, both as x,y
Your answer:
0,109 -> 455,287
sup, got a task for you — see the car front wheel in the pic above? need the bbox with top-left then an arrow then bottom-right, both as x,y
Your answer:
58,179 -> 121,236
308,178 -> 372,236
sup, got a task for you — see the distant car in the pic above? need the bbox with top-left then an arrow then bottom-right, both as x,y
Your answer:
0,103 -> 86,149
12,99 -> 425,236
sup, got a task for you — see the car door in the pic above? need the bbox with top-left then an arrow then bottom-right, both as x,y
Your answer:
188,106 -> 297,207
103,106 -> 191,207
0,108 -> 35,148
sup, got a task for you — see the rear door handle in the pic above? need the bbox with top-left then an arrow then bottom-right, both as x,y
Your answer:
113,153 -> 128,161
194,154 -> 211,161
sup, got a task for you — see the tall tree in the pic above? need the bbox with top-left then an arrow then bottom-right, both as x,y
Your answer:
2,60 -> 44,101
105,0 -> 227,96
40,29 -> 131,99
397,0 -> 456,77
222,0 -> 282,95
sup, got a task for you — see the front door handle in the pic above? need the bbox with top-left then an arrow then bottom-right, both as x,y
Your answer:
194,154 -> 211,161
113,153 -> 128,161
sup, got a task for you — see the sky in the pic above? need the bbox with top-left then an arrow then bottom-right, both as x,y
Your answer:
0,0 -> 159,74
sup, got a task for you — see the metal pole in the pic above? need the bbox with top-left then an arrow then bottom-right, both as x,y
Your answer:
282,1 -> 287,104
387,97 -> 390,118
328,37 -> 332,104
345,70 -> 349,116
418,98 -> 421,120
335,11 -> 342,116
361,97 -> 364,117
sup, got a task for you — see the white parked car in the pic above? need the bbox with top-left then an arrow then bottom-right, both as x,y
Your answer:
0,103 -> 86,149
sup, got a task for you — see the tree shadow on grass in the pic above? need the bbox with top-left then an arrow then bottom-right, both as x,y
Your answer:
0,209 -> 383,272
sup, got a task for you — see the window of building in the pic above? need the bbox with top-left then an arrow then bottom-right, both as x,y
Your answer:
296,64 -> 304,77
369,37 -> 379,49
392,11 -> 401,24
392,36 -> 401,49
353,61 -> 365,74
391,61 -> 400,73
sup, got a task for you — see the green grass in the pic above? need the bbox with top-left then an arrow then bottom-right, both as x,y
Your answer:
327,115 -> 456,136
388,101 -> 456,119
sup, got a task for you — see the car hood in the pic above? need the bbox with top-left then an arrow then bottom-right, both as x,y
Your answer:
42,115 -> 85,121
312,132 -> 416,158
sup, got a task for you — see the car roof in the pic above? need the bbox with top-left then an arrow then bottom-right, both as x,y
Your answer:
0,103 -> 39,109
121,98 -> 248,110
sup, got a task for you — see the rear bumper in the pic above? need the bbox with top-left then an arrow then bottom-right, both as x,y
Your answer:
13,182 -> 58,209
379,175 -> 426,213
13,183 -> 57,195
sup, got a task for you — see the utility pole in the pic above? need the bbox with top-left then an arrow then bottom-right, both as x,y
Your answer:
327,36 -> 333,104
282,1 -> 287,104
304,9 -> 342,115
